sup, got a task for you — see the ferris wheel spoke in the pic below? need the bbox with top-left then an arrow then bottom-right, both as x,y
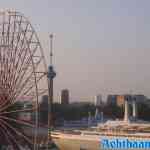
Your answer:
11,50 -> 43,101
8,31 -> 29,85
0,115 -> 35,128
14,56 -> 42,98
0,99 -> 12,111
13,48 -> 28,81
14,46 -> 29,78
14,71 -> 35,94
13,17 -> 23,54
11,23 -> 29,82
14,57 -> 33,87
0,118 -> 34,146
0,124 -> 13,147
0,100 -> 14,112
0,119 -> 21,150
13,32 -> 38,86
6,13 -> 11,45
19,72 -> 46,97
0,94 -> 18,111
0,48 -> 7,85
0,107 -> 36,115
0,96 -> 37,113
14,43 -> 39,89
8,45 -> 27,90
3,18 -> 15,84
16,38 -> 41,72
10,48 -> 31,94
10,14 -> 17,56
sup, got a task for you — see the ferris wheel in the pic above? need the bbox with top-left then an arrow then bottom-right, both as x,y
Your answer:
0,10 -> 48,149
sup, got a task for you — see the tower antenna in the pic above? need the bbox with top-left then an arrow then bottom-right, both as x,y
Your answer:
50,34 -> 53,65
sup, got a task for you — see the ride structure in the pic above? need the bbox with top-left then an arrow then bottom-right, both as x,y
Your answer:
0,10 -> 48,150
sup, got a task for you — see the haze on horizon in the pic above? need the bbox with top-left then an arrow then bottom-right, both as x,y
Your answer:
1,0 -> 150,102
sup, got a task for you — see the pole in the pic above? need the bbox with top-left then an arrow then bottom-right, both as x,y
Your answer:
47,34 -> 56,149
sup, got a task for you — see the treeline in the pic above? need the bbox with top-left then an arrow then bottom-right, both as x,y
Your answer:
39,103 -> 96,124
102,102 -> 150,121
39,101 -> 150,125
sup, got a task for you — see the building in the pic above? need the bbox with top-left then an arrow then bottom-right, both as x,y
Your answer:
133,95 -> 146,103
116,95 -> 125,106
107,95 -> 117,105
117,94 -> 146,106
60,89 -> 69,104
116,95 -> 132,107
94,95 -> 102,106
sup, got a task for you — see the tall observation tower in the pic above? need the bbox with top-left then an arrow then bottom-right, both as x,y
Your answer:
47,34 -> 56,142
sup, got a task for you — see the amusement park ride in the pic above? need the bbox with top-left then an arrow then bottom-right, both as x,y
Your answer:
0,10 -> 55,149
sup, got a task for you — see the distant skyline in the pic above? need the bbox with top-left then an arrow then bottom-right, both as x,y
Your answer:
1,0 -> 150,102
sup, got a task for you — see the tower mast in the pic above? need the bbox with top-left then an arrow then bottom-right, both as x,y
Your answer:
50,34 -> 53,66
47,33 -> 56,142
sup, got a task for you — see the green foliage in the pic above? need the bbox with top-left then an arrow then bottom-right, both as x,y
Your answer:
39,100 -> 150,125
102,104 -> 124,119
138,103 -> 150,121
39,102 -> 96,123
52,103 -> 96,121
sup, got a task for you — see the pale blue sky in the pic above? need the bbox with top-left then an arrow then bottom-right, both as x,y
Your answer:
2,0 -> 150,101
